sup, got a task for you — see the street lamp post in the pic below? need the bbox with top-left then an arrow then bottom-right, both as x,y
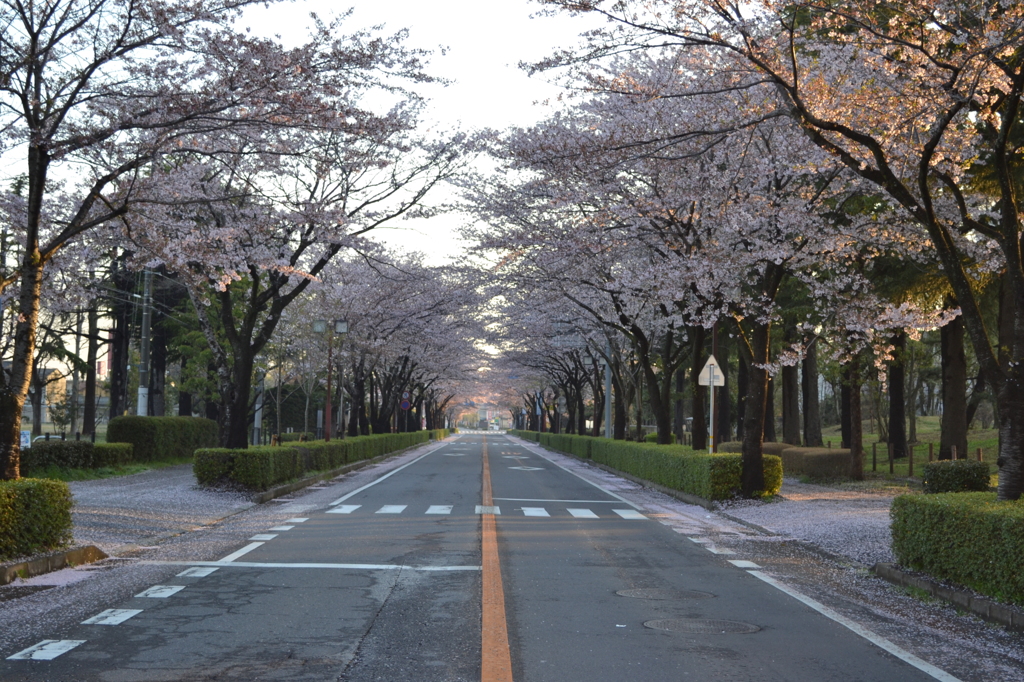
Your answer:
313,319 -> 348,442
599,353 -> 611,439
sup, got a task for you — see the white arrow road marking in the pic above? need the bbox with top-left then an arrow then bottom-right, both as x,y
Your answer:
8,640 -> 86,660
327,505 -> 361,514
82,609 -> 143,625
567,508 -> 599,519
135,585 -> 186,598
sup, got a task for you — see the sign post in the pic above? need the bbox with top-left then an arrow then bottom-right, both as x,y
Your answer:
698,354 -> 725,453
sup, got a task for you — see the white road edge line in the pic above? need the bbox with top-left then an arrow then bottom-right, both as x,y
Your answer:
509,437 -> 642,510
219,542 -> 264,562
329,441 -> 446,506
747,571 -> 961,682
141,560 -> 480,571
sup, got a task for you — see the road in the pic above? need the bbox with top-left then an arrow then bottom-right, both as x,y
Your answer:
1,433 -> 958,681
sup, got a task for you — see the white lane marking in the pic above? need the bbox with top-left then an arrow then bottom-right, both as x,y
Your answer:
82,609 -> 143,625
522,507 -> 549,517
689,537 -> 711,543
269,525 -> 295,531
426,505 -> 453,514
728,560 -> 761,569
329,443 -> 445,505
144,560 -> 480,572
494,498 -> 624,504
443,453 -> 467,457
376,505 -> 407,514
476,505 -> 500,515
747,571 -> 961,682
135,585 -> 186,598
285,518 -> 309,523
327,505 -> 361,514
502,455 -> 529,458
613,509 -> 647,520
705,547 -> 736,555
177,567 -> 219,577
219,542 -> 264,562
249,534 -> 278,541
567,508 -> 599,519
508,466 -> 544,471
514,440 -> 642,510
7,640 -> 86,660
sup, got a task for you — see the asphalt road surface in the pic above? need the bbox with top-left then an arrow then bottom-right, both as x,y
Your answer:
1,433 -> 958,681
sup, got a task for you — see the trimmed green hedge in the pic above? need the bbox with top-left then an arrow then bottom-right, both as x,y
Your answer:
93,442 -> 134,467
922,460 -> 991,494
891,493 -> 1024,605
644,432 -> 676,444
508,431 -> 782,500
108,416 -> 218,462
20,440 -> 136,473
0,479 -> 74,561
195,430 -> 442,491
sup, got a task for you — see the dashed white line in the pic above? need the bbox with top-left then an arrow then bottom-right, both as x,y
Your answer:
284,517 -> 309,523
82,609 -> 143,625
376,505 -> 407,514
7,640 -> 85,660
144,560 -> 481,572
567,508 -> 599,519
522,507 -> 550,517
219,542 -> 264,562
327,505 -> 361,514
249,534 -> 278,541
135,585 -> 186,598
728,560 -> 761,569
426,505 -> 453,514
704,547 -> 736,555
269,525 -> 295,531
177,567 -> 219,577
613,509 -> 647,520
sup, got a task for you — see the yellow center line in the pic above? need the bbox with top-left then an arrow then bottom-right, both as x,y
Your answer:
481,435 -> 514,682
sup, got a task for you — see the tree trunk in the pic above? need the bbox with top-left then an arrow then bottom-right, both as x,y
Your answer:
718,334 -> 731,444
690,326 -> 707,450
841,368 -> 852,449
613,372 -> 627,440
940,307 -> 968,461
740,321 -> 769,496
781,325 -> 800,445
888,331 -> 909,458
736,350 -> 748,443
220,350 -> 255,449
82,304 -> 99,436
674,366 -> 685,444
802,338 -> 823,447
178,358 -> 193,417
763,377 -> 776,442
149,315 -> 169,418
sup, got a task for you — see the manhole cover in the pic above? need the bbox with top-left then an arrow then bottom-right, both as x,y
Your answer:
644,619 -> 760,634
617,588 -> 714,600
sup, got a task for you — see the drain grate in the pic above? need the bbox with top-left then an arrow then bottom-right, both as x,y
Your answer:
616,588 -> 714,600
644,619 -> 760,634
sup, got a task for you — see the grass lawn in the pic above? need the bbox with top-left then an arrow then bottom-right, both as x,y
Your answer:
820,415 -> 999,487
26,457 -> 195,482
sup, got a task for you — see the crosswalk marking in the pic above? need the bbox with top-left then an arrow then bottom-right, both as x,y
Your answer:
177,567 -> 219,577
567,508 -> 599,519
327,505 -> 361,514
376,505 -> 407,514
522,507 -> 549,517
426,505 -> 453,514
249,534 -> 277,541
284,518 -> 309,523
7,640 -> 86,660
613,509 -> 646,520
82,609 -> 143,626
476,505 -> 500,515
269,525 -> 295,531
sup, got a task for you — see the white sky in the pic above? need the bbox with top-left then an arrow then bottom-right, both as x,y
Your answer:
241,1 -> 598,263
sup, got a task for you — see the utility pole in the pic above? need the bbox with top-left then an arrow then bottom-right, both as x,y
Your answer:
136,268 -> 153,416
603,341 -> 612,439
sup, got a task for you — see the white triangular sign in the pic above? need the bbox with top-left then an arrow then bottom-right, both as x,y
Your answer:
698,355 -> 725,386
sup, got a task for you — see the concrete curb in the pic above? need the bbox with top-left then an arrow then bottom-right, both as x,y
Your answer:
0,545 -> 108,586
872,562 -> 1024,630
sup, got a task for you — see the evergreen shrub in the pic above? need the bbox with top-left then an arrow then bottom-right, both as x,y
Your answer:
922,459 -> 991,494
21,440 -> 94,472
0,479 -> 74,561
644,432 -> 677,444
108,416 -> 218,461
891,492 -> 1024,605
93,442 -> 134,467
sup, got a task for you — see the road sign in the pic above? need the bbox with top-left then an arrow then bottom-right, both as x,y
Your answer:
400,400 -> 411,411
698,355 -> 725,386
20,431 -> 31,450
401,391 -> 411,400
